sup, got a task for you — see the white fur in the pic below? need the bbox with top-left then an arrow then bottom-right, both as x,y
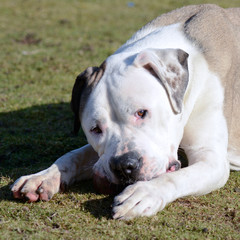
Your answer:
11,20 -> 236,219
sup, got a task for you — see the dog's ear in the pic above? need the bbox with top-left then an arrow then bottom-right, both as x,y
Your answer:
71,61 -> 106,134
134,48 -> 189,114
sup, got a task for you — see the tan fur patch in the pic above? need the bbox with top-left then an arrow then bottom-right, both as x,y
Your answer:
142,4 -> 240,157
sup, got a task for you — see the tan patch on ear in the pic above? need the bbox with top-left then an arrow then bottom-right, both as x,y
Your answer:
167,64 -> 181,76
135,49 -> 189,114
143,64 -> 158,79
87,61 -> 106,87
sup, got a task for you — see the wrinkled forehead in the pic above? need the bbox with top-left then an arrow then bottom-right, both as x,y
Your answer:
86,65 -> 166,116
112,67 -> 164,97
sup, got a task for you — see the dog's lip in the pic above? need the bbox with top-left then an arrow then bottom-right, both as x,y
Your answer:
167,160 -> 181,173
93,160 -> 181,195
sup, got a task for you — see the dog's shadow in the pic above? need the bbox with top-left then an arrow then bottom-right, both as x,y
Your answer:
82,196 -> 114,219
0,184 -> 13,201
0,102 -> 114,219
67,181 -> 114,219
0,102 -> 188,219
0,181 -> 114,219
0,181 -> 113,220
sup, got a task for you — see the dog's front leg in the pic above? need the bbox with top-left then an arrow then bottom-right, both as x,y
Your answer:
11,144 -> 98,202
112,113 -> 230,219
112,150 -> 230,220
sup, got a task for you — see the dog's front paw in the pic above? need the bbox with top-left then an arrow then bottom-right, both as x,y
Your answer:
11,171 -> 60,202
112,181 -> 166,220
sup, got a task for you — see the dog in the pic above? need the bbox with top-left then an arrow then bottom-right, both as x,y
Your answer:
11,4 -> 240,220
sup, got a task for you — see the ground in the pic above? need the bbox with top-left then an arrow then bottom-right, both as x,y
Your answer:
0,0 -> 239,239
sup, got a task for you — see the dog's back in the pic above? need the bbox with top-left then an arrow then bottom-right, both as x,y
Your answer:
125,4 -> 240,169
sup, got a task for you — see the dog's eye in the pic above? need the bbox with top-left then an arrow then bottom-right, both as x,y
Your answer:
90,125 -> 102,134
136,110 -> 148,119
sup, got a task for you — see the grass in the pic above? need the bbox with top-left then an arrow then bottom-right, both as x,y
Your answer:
0,0 -> 239,239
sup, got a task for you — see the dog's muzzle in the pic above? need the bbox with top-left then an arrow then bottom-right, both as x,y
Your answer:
109,151 -> 143,184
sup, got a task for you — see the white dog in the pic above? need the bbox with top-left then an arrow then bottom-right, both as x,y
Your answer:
11,4 -> 240,219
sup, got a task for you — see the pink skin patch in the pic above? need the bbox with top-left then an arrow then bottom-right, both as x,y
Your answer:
12,190 -> 22,199
139,156 -> 166,180
167,164 -> 177,173
167,159 -> 181,173
12,188 -> 40,202
25,192 -> 39,202
12,177 -> 59,202
13,187 -> 51,202
128,110 -> 150,127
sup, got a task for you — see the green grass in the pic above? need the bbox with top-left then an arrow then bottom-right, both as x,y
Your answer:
0,0 -> 240,239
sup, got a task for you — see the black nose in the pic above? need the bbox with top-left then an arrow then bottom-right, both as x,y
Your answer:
109,151 -> 143,184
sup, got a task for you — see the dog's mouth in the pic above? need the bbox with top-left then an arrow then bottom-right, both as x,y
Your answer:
167,160 -> 181,173
93,160 -> 181,195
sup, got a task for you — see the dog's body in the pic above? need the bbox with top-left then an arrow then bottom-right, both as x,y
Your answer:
11,4 -> 240,219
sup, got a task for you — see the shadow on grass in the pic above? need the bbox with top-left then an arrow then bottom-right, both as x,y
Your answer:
0,103 -> 113,218
0,102 -> 86,175
0,103 -> 86,192
69,181 -> 115,219
83,196 -> 114,219
0,184 -> 13,201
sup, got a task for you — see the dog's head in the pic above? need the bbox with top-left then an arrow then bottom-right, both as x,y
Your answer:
71,48 -> 189,192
